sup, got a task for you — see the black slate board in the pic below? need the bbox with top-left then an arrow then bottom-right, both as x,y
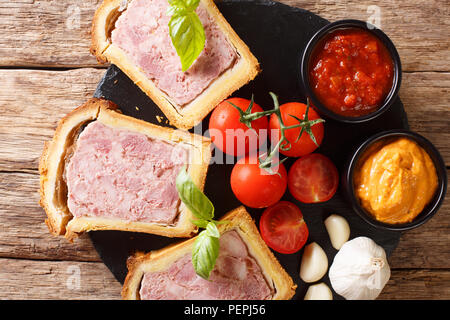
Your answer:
91,0 -> 408,300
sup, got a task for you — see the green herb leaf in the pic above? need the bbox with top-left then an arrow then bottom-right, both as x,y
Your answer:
205,221 -> 220,238
185,0 -> 200,9
212,219 -> 231,225
168,0 -> 205,72
167,0 -> 186,16
192,229 -> 220,280
176,166 -> 214,221
190,219 -> 209,228
176,166 -> 222,280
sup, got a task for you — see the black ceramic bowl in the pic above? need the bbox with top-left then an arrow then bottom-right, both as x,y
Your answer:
300,19 -> 402,123
342,130 -> 447,231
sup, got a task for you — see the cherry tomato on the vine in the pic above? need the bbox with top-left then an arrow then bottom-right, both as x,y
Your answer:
230,155 -> 287,208
209,98 -> 268,157
269,102 -> 324,157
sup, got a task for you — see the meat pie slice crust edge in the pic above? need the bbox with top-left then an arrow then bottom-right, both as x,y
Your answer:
90,0 -> 260,130
39,98 -> 211,241
122,206 -> 297,300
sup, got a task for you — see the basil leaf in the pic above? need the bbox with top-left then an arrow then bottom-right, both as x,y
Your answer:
192,229 -> 220,280
168,9 -> 205,72
167,0 -> 199,13
176,166 -> 214,221
167,6 -> 185,17
175,166 -> 220,280
212,219 -> 231,225
184,0 -> 200,10
190,219 -> 209,229
205,221 -> 220,238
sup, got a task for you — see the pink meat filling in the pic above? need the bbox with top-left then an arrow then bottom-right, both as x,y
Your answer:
139,230 -> 274,300
111,0 -> 238,106
65,121 -> 188,224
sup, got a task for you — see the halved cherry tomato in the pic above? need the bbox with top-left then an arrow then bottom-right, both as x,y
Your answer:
259,201 -> 309,254
269,102 -> 324,157
209,98 -> 268,157
288,153 -> 339,203
230,155 -> 287,208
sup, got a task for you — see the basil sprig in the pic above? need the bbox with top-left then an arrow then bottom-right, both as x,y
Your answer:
167,0 -> 206,72
191,222 -> 220,279
176,166 -> 225,280
176,165 -> 214,221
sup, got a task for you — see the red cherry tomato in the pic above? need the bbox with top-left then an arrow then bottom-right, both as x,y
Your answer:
209,98 -> 268,157
259,201 -> 309,254
230,155 -> 287,208
269,102 -> 324,157
288,153 -> 339,203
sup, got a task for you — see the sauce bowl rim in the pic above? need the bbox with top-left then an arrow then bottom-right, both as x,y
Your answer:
300,19 -> 402,123
344,129 -> 447,231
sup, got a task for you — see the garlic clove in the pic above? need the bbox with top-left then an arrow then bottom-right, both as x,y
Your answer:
324,214 -> 350,250
304,282 -> 333,300
299,242 -> 328,283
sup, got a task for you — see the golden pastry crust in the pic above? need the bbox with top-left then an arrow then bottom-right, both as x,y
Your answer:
90,0 -> 260,130
122,206 -> 297,300
39,98 -> 211,241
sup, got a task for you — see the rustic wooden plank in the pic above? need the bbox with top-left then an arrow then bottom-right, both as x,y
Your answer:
0,171 -> 101,261
389,186 -> 450,269
379,269 -> 450,300
284,0 -> 450,73
0,258 -> 122,300
0,68 -> 104,171
0,256 -> 447,299
0,0 -> 102,68
399,72 -> 450,163
0,169 -> 448,268
0,68 -> 448,266
0,0 -> 448,72
0,69 -> 448,172
0,0 -> 447,301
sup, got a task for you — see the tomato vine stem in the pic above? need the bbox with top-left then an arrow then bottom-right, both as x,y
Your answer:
228,92 -> 325,175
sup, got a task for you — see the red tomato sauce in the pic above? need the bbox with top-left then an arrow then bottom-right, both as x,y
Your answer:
309,28 -> 394,117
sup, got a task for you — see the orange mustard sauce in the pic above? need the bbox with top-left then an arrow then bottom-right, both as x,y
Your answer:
353,137 -> 438,224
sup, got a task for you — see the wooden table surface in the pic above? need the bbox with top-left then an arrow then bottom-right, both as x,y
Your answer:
0,0 -> 448,300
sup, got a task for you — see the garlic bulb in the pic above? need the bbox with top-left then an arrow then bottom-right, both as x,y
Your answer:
329,237 -> 390,300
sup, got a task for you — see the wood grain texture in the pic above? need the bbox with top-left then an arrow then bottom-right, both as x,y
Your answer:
0,0 -> 101,67
0,68 -> 104,171
389,186 -> 450,269
0,68 -> 448,269
283,0 -> 450,72
0,0 -> 448,301
0,171 -> 102,262
0,69 -> 448,172
0,258 -> 121,300
0,257 -> 448,299
0,170 -> 448,268
379,269 -> 450,300
399,72 -> 450,163
0,0 -> 448,71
